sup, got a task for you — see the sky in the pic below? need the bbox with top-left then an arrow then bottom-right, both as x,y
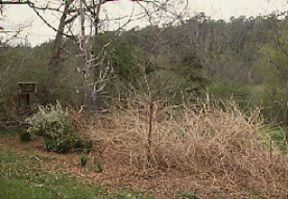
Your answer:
0,0 -> 287,46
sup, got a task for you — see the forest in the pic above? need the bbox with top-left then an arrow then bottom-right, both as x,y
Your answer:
2,12 -> 288,123
1,0 -> 288,198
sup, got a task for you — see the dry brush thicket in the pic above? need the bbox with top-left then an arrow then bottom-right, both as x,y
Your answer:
72,103 -> 288,198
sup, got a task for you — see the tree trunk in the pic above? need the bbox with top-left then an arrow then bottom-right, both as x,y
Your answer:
46,0 -> 74,104
79,0 -> 91,110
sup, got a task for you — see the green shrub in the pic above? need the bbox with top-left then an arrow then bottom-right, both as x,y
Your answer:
80,154 -> 89,167
93,158 -> 103,173
25,102 -> 78,153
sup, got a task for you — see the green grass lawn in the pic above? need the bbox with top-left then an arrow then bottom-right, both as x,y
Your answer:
0,131 -> 152,199
0,128 -> 18,137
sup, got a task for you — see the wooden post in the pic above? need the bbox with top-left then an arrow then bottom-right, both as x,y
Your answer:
18,82 -> 36,112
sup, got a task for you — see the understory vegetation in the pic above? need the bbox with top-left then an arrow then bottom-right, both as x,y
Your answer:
1,103 -> 288,198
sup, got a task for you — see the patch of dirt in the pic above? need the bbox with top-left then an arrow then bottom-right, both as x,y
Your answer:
0,136 -> 44,152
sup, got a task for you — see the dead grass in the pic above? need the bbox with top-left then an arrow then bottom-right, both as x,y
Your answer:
73,102 -> 288,198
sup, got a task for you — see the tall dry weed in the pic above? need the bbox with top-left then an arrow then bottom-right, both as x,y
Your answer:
74,102 -> 288,198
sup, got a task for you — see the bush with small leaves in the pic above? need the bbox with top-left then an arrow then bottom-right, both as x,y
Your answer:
25,102 -> 78,153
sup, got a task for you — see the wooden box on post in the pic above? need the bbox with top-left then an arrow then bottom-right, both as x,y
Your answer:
19,82 -> 37,94
18,82 -> 37,111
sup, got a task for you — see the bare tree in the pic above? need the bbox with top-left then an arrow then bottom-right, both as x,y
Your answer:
26,0 -> 189,110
